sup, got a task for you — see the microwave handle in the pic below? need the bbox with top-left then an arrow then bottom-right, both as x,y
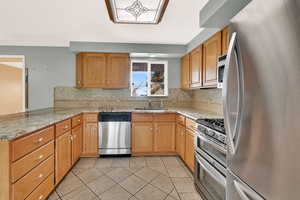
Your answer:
195,154 -> 226,187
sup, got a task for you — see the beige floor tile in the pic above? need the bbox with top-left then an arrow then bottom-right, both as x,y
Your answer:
76,168 -> 104,184
87,175 -> 116,196
130,157 -> 146,168
169,189 -> 181,200
145,157 -> 164,167
119,175 -> 147,194
171,177 -> 197,193
135,184 -> 168,200
61,185 -> 98,200
106,168 -> 133,183
56,173 -> 84,196
179,192 -> 203,200
165,195 -> 176,200
135,168 -> 160,182
167,166 -> 190,178
99,184 -> 132,200
161,157 -> 181,168
95,158 -> 113,168
129,196 -> 139,200
111,158 -> 130,168
150,174 -> 174,194
149,166 -> 169,176
48,191 -> 60,200
74,158 -> 97,169
97,167 -> 115,174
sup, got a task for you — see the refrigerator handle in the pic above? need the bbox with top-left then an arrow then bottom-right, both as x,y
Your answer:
223,32 -> 245,155
234,180 -> 265,200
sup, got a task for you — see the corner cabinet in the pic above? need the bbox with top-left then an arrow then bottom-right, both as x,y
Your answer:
203,32 -> 222,87
76,52 -> 129,89
190,45 -> 203,88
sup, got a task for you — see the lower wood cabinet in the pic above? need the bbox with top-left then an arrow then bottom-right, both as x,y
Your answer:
154,122 -> 176,152
176,124 -> 186,160
185,129 -> 195,172
71,124 -> 83,165
82,113 -> 98,157
55,131 -> 72,183
132,122 -> 154,153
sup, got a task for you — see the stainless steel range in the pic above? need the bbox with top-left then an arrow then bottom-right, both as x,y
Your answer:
194,118 -> 226,200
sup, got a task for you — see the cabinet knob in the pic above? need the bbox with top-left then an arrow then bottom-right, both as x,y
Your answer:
36,155 -> 44,160
39,195 -> 44,200
36,174 -> 43,180
35,138 -> 44,143
64,125 -> 69,129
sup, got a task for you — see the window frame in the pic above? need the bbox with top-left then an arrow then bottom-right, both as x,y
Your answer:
130,60 -> 168,97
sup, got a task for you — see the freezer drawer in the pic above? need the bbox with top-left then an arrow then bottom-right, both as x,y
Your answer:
226,169 -> 265,200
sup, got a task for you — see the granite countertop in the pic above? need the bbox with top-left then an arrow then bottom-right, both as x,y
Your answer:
0,107 -> 223,141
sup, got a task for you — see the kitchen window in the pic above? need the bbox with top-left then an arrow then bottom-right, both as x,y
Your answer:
130,60 -> 168,97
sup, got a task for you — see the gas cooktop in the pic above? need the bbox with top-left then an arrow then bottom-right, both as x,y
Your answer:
196,118 -> 225,134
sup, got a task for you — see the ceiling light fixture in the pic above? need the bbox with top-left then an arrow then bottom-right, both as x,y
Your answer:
105,0 -> 169,24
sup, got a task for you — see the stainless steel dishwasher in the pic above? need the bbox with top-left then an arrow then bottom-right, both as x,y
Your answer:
99,112 -> 131,155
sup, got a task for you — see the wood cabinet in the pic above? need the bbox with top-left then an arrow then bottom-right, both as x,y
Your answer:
185,129 -> 195,172
55,131 -> 72,183
132,122 -> 154,153
154,122 -> 176,152
181,54 -> 190,90
71,124 -> 82,165
203,32 -> 222,87
190,45 -> 203,88
76,52 -> 129,89
222,26 -> 230,55
82,114 -> 98,157
176,124 -> 186,159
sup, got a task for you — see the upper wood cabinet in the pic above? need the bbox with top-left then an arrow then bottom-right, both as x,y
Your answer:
154,122 -> 176,152
180,54 -> 190,90
190,45 -> 203,88
222,26 -> 230,55
203,32 -> 222,87
76,52 -> 129,89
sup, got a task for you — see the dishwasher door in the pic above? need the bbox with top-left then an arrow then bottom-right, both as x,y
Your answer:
99,112 -> 131,155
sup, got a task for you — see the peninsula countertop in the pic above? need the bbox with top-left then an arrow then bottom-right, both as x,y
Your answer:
0,107 -> 223,141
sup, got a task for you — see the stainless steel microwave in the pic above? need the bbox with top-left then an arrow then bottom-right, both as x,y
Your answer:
217,55 -> 227,88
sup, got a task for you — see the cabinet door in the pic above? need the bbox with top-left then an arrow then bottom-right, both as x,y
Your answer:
132,122 -> 153,153
82,122 -> 98,157
176,124 -> 186,159
222,26 -> 230,55
181,54 -> 190,90
72,124 -> 82,165
185,129 -> 195,172
55,132 -> 72,183
83,53 -> 107,88
76,53 -> 83,88
106,53 -> 129,88
203,32 -> 222,87
190,45 -> 203,88
154,122 -> 176,152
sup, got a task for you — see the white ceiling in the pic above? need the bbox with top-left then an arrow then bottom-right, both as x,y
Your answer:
0,0 -> 209,47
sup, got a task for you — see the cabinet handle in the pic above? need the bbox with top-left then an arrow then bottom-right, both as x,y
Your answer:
34,138 -> 44,143
36,174 -> 43,180
78,119 -> 81,122
70,136 -> 73,141
36,155 -> 44,161
39,195 -> 44,200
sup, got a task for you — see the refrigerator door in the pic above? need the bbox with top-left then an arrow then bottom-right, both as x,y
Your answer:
226,0 -> 300,199
226,170 -> 264,200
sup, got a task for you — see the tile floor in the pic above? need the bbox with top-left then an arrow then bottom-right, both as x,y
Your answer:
48,156 -> 203,200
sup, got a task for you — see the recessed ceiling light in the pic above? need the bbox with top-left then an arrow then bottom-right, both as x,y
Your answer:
105,0 -> 169,24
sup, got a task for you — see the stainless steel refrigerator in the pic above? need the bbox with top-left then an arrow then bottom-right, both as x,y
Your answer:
223,0 -> 300,199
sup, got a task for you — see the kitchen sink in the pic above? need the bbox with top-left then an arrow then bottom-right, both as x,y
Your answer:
134,108 -> 168,111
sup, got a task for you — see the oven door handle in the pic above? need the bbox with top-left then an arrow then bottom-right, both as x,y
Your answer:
196,154 -> 226,187
197,132 -> 227,154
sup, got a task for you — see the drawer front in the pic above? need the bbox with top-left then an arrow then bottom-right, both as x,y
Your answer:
176,115 -> 186,126
153,114 -> 176,122
83,113 -> 98,123
56,119 -> 71,138
11,141 -> 54,183
72,115 -> 82,128
186,118 -> 197,131
132,113 -> 153,122
13,156 -> 54,200
25,173 -> 54,200
12,126 -> 55,162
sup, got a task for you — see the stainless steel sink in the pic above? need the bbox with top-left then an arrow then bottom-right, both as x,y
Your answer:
134,108 -> 168,111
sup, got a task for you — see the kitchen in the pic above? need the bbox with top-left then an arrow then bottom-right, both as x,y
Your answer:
0,0 -> 299,200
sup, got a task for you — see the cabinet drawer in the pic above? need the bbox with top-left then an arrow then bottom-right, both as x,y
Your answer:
176,115 -> 186,126
72,115 -> 82,128
25,173 -> 54,200
83,113 -> 98,123
11,141 -> 54,183
12,126 -> 54,162
153,114 -> 176,122
12,156 -> 54,200
132,113 -> 153,122
186,118 -> 197,131
56,119 -> 71,137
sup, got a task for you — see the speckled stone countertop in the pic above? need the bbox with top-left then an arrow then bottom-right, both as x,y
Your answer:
0,107 -> 223,141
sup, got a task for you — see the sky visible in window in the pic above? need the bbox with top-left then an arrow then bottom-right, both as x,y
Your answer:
132,71 -> 147,96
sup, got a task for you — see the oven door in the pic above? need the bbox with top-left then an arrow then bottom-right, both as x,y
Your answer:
195,153 -> 226,200
196,132 -> 226,167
